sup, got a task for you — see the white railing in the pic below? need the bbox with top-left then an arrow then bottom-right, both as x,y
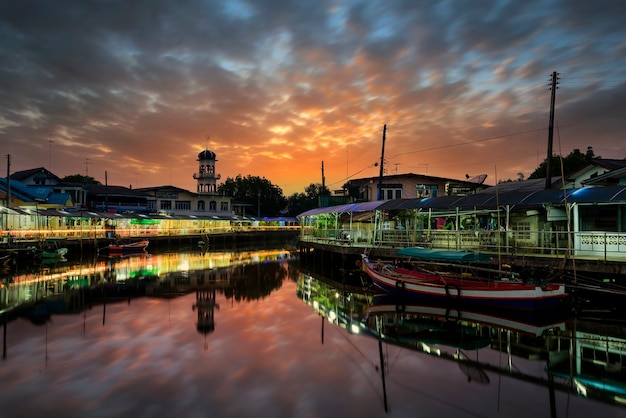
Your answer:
299,228 -> 626,261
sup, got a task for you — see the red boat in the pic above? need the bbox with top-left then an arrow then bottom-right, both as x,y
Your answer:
106,239 -> 149,253
361,254 -> 568,310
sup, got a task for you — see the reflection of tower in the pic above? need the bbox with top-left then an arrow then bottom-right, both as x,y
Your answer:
192,288 -> 220,349
193,147 -> 221,196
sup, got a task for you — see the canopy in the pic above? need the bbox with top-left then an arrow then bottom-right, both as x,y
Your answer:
396,247 -> 493,263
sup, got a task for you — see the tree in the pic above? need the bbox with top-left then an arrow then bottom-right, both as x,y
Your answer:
287,183 -> 330,216
217,174 -> 287,217
61,174 -> 101,184
304,183 -> 330,200
528,146 -> 597,180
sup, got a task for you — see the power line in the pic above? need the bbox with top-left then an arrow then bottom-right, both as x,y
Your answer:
391,127 -> 547,158
390,117 -> 624,160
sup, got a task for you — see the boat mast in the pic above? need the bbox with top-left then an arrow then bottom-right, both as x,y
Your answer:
377,124 -> 387,201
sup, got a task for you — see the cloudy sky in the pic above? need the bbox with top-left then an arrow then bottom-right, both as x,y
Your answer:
1,0 -> 625,196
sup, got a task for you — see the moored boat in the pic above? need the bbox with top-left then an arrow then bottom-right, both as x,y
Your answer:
361,254 -> 568,310
41,247 -> 68,258
105,239 -> 149,253
41,239 -> 68,259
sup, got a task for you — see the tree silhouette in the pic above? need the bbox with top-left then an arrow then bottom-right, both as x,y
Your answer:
217,174 -> 287,217
61,174 -> 101,184
528,147 -> 596,179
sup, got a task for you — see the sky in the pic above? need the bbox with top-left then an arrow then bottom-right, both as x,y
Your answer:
1,0 -> 625,196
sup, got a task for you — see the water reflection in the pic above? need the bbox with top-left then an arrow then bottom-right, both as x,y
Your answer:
297,273 -> 626,413
1,248 -> 292,312
0,249 -> 624,417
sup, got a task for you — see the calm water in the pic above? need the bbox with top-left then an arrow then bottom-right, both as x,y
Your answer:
1,248 -> 624,418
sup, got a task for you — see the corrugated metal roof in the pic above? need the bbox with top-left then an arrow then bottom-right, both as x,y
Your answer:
298,200 -> 388,217
296,185 -> 626,217
567,186 -> 626,203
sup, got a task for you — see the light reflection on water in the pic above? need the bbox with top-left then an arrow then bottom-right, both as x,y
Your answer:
0,248 -> 624,418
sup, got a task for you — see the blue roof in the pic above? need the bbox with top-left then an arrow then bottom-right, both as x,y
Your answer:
297,185 -> 626,217
0,178 -> 37,203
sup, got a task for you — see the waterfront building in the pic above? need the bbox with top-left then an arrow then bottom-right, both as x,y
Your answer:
135,148 -> 231,217
9,167 -> 88,209
565,157 -> 626,188
0,147 -> 254,240
298,175 -> 626,262
343,172 -> 490,202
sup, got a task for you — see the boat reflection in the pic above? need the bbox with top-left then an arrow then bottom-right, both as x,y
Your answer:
296,272 -> 626,411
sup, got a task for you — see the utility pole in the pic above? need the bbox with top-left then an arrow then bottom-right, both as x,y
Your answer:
6,154 -> 11,208
546,71 -> 559,189
105,171 -> 109,212
321,161 -> 325,193
377,124 -> 387,200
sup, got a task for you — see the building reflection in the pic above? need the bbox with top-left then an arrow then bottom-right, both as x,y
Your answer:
1,248 -> 294,356
1,248 -> 293,307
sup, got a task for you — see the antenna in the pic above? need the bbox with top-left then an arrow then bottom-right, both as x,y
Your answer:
84,158 -> 90,177
205,134 -> 210,150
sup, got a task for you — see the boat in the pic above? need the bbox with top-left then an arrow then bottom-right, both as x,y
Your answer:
105,239 -> 149,253
41,246 -> 68,258
361,254 -> 568,310
0,251 -> 14,266
41,239 -> 68,259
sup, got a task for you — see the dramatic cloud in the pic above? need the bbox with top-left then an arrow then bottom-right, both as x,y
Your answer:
1,0 -> 624,195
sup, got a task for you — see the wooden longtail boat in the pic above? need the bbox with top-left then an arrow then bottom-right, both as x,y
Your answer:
105,239 -> 149,253
361,254 -> 568,310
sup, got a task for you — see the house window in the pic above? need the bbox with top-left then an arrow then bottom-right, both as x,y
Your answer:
579,206 -> 618,231
416,184 -> 438,198
147,201 -> 156,210
198,200 -> 205,211
220,202 -> 229,212
160,200 -> 172,210
209,201 -> 217,211
512,221 -> 531,240
175,201 -> 191,210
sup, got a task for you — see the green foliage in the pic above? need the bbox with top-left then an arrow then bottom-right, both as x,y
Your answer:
217,174 -> 287,217
61,174 -> 101,184
528,147 -> 597,180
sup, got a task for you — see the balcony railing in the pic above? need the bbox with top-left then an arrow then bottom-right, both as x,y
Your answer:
193,173 -> 221,180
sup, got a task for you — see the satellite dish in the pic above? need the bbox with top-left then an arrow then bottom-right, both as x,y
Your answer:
468,174 -> 487,184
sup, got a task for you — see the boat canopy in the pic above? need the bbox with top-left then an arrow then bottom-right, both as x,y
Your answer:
396,247 -> 493,263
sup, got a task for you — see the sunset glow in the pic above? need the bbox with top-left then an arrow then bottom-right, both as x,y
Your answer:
1,0 -> 625,195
